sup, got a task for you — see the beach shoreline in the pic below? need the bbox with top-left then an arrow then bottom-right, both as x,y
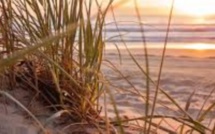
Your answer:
0,48 -> 214,133
100,47 -> 215,133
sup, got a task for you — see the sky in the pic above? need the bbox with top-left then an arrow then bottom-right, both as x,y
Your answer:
110,0 -> 215,17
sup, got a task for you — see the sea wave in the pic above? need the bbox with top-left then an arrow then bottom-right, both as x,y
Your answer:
104,23 -> 215,43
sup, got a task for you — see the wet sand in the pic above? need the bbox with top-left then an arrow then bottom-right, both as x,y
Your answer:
100,48 -> 215,133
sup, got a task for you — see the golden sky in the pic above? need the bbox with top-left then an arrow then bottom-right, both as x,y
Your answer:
112,0 -> 215,17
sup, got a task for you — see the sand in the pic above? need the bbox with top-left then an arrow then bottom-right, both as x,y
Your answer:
0,48 -> 215,133
100,48 -> 215,133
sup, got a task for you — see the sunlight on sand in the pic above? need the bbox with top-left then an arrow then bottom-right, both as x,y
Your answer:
182,43 -> 215,50
106,43 -> 215,50
105,43 -> 215,58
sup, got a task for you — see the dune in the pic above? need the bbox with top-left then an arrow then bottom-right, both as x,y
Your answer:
0,48 -> 215,133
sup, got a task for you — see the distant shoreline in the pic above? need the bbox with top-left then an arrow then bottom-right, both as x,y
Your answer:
104,45 -> 215,58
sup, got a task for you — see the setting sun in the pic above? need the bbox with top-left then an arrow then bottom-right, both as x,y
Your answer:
183,43 -> 215,50
175,0 -> 215,17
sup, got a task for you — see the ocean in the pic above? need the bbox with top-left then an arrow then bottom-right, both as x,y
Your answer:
104,15 -> 215,50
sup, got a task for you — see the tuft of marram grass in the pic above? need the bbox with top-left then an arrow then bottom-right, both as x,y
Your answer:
0,0 -> 113,123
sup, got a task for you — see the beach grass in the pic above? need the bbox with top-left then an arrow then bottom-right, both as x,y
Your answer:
0,0 -> 214,134
0,0 -> 113,127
